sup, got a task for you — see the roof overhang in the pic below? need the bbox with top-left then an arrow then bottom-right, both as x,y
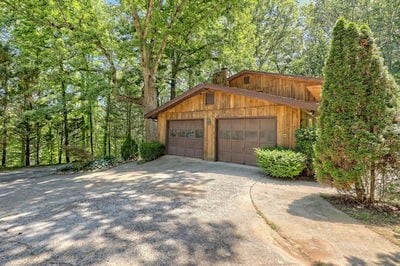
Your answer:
144,84 -> 318,119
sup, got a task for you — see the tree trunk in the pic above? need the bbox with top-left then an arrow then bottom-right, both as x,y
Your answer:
355,179 -> 366,202
1,132 -> 6,167
20,138 -> 25,166
1,81 -> 8,167
24,122 -> 30,166
49,126 -> 54,164
103,94 -> 111,156
143,68 -> 158,141
169,53 -> 180,100
58,127 -> 63,164
35,124 -> 41,165
23,95 -> 31,167
369,163 -> 376,205
61,80 -> 70,163
89,101 -> 94,156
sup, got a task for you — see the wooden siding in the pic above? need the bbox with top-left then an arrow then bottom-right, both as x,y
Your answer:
157,90 -> 301,161
229,73 -> 322,102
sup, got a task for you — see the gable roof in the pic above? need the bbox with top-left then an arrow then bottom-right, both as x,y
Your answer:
144,83 -> 318,119
228,70 -> 323,84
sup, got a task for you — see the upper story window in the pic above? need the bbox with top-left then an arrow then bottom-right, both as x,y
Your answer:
244,76 -> 250,84
205,92 -> 214,105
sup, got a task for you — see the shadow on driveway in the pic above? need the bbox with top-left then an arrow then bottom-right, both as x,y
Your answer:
0,159 -> 242,265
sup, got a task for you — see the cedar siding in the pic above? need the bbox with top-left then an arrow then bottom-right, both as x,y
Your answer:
228,70 -> 322,102
156,90 -> 300,161
145,70 -> 323,164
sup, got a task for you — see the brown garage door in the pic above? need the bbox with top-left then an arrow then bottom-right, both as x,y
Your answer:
167,120 -> 204,159
217,118 -> 277,165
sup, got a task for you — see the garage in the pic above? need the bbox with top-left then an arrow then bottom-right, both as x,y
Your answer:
167,120 -> 204,159
217,118 -> 277,165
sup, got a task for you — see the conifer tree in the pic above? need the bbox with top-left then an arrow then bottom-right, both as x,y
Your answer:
314,18 -> 400,203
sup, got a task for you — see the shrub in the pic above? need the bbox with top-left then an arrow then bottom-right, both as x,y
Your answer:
83,156 -> 117,170
139,141 -> 165,161
255,148 -> 306,179
57,156 -> 118,173
57,163 -> 82,172
295,127 -> 317,175
63,145 -> 93,162
121,136 -> 138,161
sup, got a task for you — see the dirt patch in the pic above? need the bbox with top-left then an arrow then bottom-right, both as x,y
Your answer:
322,194 -> 400,247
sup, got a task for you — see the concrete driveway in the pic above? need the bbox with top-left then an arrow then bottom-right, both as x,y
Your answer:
1,156 -> 399,266
0,156 -> 299,265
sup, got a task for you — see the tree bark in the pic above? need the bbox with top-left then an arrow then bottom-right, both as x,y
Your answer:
355,179 -> 366,202
49,126 -> 53,164
1,81 -> 8,167
58,127 -> 63,164
24,121 -> 31,166
62,80 -> 69,163
369,163 -> 376,205
35,124 -> 41,165
169,51 -> 181,100
103,94 -> 111,156
23,95 -> 31,166
89,101 -> 94,156
143,68 -> 158,141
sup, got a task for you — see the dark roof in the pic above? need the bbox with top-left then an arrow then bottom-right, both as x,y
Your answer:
144,83 -> 318,119
228,70 -> 323,83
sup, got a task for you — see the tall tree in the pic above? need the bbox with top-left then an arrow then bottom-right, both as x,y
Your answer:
253,0 -> 301,73
314,18 -> 400,203
0,44 -> 12,167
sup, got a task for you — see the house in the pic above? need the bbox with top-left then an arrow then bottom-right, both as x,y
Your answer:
144,69 -> 323,165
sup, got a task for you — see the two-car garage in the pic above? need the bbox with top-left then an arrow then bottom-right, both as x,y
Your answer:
167,118 -> 277,165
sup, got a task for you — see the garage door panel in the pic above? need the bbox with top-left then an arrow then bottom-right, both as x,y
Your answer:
218,151 -> 231,162
231,153 -> 244,164
167,120 -> 204,159
218,139 -> 231,152
244,141 -> 259,153
245,154 -> 257,165
217,117 -> 277,166
231,140 -> 244,153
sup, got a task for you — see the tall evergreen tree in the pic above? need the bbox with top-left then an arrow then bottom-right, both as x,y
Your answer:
314,18 -> 400,203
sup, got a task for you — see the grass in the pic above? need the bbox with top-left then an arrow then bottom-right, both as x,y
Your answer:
322,194 -> 400,247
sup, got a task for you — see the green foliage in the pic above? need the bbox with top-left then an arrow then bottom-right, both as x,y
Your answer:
139,142 -> 165,162
57,163 -> 82,173
121,136 -> 138,161
314,18 -> 400,202
83,156 -> 117,171
63,146 -> 93,162
57,156 -> 118,173
255,148 -> 306,179
295,127 -> 317,175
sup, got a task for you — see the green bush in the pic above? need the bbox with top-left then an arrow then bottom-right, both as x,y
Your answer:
139,141 -> 165,161
57,156 -> 118,173
255,148 -> 306,179
295,127 -> 317,175
57,163 -> 82,172
121,136 -> 138,161
83,156 -> 117,170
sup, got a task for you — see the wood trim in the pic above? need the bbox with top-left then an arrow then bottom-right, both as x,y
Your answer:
145,84 -> 319,119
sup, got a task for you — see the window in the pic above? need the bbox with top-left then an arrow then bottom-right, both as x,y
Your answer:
205,92 -> 214,105
244,76 -> 250,84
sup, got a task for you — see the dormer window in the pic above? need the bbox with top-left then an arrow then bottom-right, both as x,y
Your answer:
205,92 -> 214,105
244,76 -> 250,84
